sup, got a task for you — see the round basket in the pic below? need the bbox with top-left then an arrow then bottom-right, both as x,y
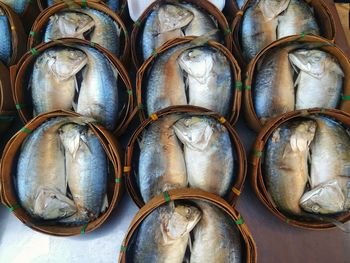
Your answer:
0,110 -> 123,236
136,36 -> 242,125
124,106 -> 247,207
250,108 -> 350,229
231,0 -> 336,67
10,38 -> 133,135
0,2 -> 27,66
130,0 -> 233,68
118,188 -> 257,263
28,0 -> 130,62
0,61 -> 15,113
243,34 -> 350,132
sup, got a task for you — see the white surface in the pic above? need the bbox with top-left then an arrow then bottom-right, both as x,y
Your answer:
127,0 -> 226,21
0,195 -> 138,263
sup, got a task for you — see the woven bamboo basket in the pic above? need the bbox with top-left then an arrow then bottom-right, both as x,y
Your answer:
124,106 -> 247,207
244,34 -> 350,132
130,0 -> 233,68
0,2 -> 27,66
136,36 -> 242,125
28,0 -> 130,62
10,38 -> 134,136
250,108 -> 350,229
0,110 -> 123,236
231,0 -> 336,67
119,188 -> 257,263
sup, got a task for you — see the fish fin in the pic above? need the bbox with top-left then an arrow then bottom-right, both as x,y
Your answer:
189,30 -> 219,46
188,234 -> 193,253
72,101 -> 77,111
101,194 -> 109,213
259,0 -> 290,20
308,213 -> 350,233
169,200 -> 175,211
294,72 -> 301,88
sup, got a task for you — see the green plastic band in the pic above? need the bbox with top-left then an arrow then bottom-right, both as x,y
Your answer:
342,95 -> 350,101
121,3 -> 126,11
245,85 -> 251,90
30,48 -> 39,56
151,50 -> 158,58
253,150 -> 262,157
81,0 -> 87,8
16,103 -> 26,110
300,32 -> 306,39
127,89 -> 133,95
120,246 -> 127,252
235,216 -> 244,225
286,218 -> 290,224
81,224 -> 88,234
20,127 -> 32,134
224,28 -> 231,36
235,81 -> 243,90
134,20 -> 141,27
123,30 -> 129,37
29,31 -> 37,38
115,178 -> 121,183
89,42 -> 96,47
138,104 -> 144,110
8,204 -> 20,212
163,191 -> 171,203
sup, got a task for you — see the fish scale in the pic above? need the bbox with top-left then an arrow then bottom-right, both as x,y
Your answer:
0,8 -> 11,65
0,0 -> 27,14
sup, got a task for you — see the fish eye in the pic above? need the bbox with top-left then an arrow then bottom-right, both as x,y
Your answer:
312,204 -> 320,212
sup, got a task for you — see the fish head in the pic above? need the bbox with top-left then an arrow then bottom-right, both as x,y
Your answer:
157,4 -> 194,33
178,48 -> 214,82
258,0 -> 290,20
56,11 -> 94,37
33,187 -> 77,220
173,117 -> 214,151
58,122 -> 88,157
300,180 -> 345,214
161,204 -> 201,243
289,120 -> 316,152
47,48 -> 87,81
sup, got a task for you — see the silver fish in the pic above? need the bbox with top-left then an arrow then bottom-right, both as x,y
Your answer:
76,45 -> 119,130
289,49 -> 344,110
105,0 -> 119,12
146,44 -> 188,116
59,123 -> 108,224
264,119 -> 316,215
30,48 -> 87,116
178,46 -> 232,116
236,0 -> 249,9
308,116 -> 350,189
254,46 -> 295,123
277,0 -> 320,38
130,203 -> 201,263
0,7 -> 11,65
44,11 -> 95,42
138,115 -> 187,203
0,0 -> 27,14
16,118 -> 78,220
190,201 -> 242,263
173,116 -> 234,197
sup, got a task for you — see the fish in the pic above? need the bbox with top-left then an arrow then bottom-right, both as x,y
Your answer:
190,201 -> 242,263
44,11 -> 95,42
142,8 -> 159,61
236,0 -> 248,9
173,116 -> 234,197
277,0 -> 320,38
253,46 -> 295,123
178,2 -> 220,41
146,44 -> 188,115
0,7 -> 11,65
130,203 -> 201,263
105,0 -> 119,12
289,49 -> 344,110
76,45 -> 119,130
16,117 -> 78,220
77,8 -> 121,56
0,0 -> 27,14
264,119 -> 316,215
300,178 -> 350,214
58,123 -> 108,224
30,48 -> 87,116
138,115 -> 187,203
308,116 -> 350,189
241,0 -> 289,60
178,46 -> 232,116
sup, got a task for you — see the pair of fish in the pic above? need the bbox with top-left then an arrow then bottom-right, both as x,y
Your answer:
130,201 -> 241,263
30,45 -> 119,130
46,0 -> 120,12
16,117 -> 108,224
147,44 -> 233,117
142,2 -> 221,61
44,8 -> 121,56
138,115 -> 234,203
0,7 -> 12,65
254,47 -> 344,123
265,116 -> 350,216
0,0 -> 27,14
241,0 -> 320,60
